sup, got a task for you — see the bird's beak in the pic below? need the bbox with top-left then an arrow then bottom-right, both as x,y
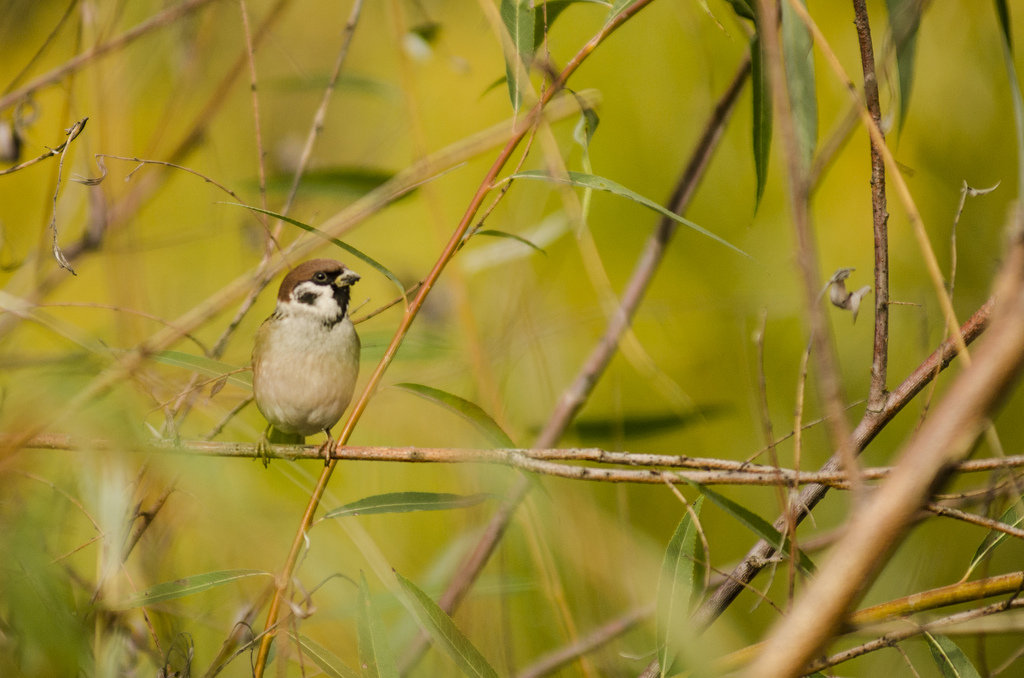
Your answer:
336,270 -> 360,286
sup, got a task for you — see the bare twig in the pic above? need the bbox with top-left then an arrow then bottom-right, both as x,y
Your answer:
515,604 -> 653,678
18,434 -> 1024,488
852,0 -> 891,412
83,155 -> 244,204
0,115 -> 87,176
805,597 -> 1024,674
925,503 -> 1024,540
45,118 -> 88,274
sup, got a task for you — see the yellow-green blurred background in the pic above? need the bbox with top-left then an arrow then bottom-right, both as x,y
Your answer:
2,0 -> 1024,675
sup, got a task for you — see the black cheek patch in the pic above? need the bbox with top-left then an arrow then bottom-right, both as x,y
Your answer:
298,291 -> 318,305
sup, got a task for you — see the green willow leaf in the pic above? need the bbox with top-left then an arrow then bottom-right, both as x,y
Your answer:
886,0 -> 923,133
723,0 -> 754,21
963,504 -> 1022,580
509,170 -> 749,257
393,383 -> 516,447
357,572 -> 399,678
686,481 -> 815,575
926,633 -> 982,678
751,33 -> 772,209
394,571 -> 500,678
292,633 -> 362,678
152,350 -> 252,388
113,569 -> 270,609
782,0 -> 817,167
474,229 -> 546,255
994,0 -> 1024,199
500,0 -> 535,111
656,497 -> 704,678
221,202 -> 405,299
260,167 -> 395,197
996,0 -> 1012,47
323,492 -> 491,520
533,0 -> 595,46
607,0 -> 634,22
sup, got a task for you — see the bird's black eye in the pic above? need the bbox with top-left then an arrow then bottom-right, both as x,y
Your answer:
312,271 -> 329,284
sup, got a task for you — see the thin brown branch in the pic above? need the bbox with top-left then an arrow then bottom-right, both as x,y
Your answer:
0,115 -> 87,176
926,503 -> 1024,540
86,155 -> 244,204
805,597 -> 1024,674
19,434 -> 1024,489
515,604 -> 653,678
852,0 -> 891,412
46,118 -> 89,274
743,217 -> 1024,677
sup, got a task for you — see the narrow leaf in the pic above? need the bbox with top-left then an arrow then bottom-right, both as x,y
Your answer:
963,504 -> 1022,580
926,633 -> 982,678
152,350 -> 252,388
357,572 -> 399,678
533,0 -> 591,46
607,0 -> 634,22
500,0 -> 536,111
994,0 -> 1024,200
261,167 -> 395,197
751,33 -> 772,209
394,570 -> 500,678
996,0 -> 1012,48
293,633 -> 362,678
324,492 -> 491,520
573,101 -> 600,151
474,229 -> 547,255
113,569 -> 270,609
723,0 -> 754,21
687,481 -> 815,574
393,383 -> 516,447
656,497 -> 704,677
886,0 -> 923,132
461,213 -> 569,274
509,170 -> 749,257
781,0 -> 817,166
221,202 -> 405,299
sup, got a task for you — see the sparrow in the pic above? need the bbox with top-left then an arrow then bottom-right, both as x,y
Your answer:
252,259 -> 361,464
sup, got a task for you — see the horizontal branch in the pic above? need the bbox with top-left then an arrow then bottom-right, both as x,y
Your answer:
15,433 -> 1024,488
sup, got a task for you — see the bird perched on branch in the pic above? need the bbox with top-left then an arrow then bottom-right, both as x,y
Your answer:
252,259 -> 361,464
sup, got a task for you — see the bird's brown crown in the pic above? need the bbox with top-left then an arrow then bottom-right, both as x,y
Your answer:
277,259 -> 349,303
